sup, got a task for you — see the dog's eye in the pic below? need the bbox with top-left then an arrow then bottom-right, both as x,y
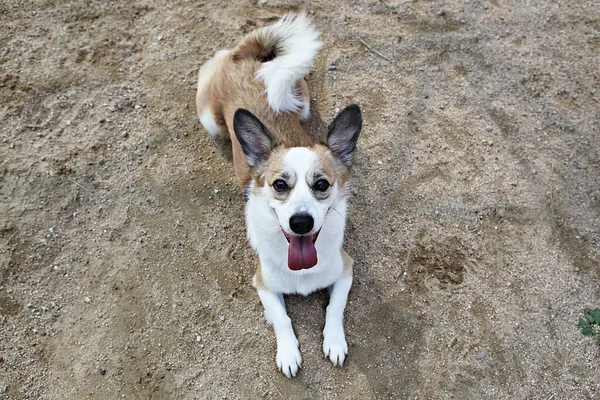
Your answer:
273,179 -> 288,192
314,179 -> 330,192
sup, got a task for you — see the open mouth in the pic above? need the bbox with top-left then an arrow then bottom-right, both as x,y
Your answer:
281,228 -> 320,271
281,230 -> 320,244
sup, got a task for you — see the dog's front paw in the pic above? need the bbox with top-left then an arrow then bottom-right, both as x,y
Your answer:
276,338 -> 302,378
323,326 -> 348,366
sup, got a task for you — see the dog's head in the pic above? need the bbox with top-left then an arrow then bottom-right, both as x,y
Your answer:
234,105 -> 362,271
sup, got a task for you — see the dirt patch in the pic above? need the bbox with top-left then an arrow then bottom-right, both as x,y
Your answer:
406,233 -> 467,289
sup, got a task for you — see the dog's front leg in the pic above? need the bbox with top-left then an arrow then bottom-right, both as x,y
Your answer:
257,290 -> 302,377
323,251 -> 353,366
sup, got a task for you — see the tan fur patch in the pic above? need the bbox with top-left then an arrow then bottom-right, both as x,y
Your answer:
297,79 -> 309,104
311,145 -> 336,180
232,31 -> 276,63
264,149 -> 289,184
253,262 -> 267,290
263,148 -> 296,200
341,249 -> 354,276
311,144 -> 352,194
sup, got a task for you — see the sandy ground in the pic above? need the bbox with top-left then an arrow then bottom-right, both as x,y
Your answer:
1,0 -> 600,398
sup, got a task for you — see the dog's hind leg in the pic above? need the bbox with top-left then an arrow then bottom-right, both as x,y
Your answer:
257,290 -> 302,378
196,49 -> 229,139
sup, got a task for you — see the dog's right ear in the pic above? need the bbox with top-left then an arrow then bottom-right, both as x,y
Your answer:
233,109 -> 274,167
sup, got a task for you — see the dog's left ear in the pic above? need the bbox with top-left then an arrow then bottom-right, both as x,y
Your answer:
327,104 -> 362,168
234,109 -> 274,168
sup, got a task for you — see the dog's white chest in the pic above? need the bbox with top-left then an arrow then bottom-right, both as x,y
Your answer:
261,252 -> 344,295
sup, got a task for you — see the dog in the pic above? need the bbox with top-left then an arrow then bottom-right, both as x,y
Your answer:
196,12 -> 362,378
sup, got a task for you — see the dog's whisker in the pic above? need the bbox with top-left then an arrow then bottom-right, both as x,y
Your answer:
331,207 -> 343,218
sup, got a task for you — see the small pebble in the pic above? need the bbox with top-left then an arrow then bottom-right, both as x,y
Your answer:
40,156 -> 46,162
475,352 -> 486,360
100,368 -> 106,376
486,125 -> 494,132
328,65 -> 337,71
84,297 -> 91,303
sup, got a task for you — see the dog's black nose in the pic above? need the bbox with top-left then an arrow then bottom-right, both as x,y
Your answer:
289,213 -> 314,235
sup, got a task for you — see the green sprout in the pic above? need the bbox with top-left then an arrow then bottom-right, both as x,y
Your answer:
578,308 -> 600,346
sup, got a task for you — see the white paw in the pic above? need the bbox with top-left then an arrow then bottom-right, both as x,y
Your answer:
276,338 -> 302,378
323,326 -> 348,366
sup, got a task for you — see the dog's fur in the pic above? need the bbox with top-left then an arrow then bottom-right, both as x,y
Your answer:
196,12 -> 362,378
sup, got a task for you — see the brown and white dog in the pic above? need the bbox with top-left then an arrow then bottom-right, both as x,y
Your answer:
196,12 -> 362,378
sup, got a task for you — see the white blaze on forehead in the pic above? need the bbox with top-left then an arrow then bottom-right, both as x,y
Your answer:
283,147 -> 317,179
283,147 -> 317,213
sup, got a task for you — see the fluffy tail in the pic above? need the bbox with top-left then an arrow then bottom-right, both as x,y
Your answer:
232,12 -> 322,114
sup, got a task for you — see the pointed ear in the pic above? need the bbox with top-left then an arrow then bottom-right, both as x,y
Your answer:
326,104 -> 362,168
233,109 -> 274,168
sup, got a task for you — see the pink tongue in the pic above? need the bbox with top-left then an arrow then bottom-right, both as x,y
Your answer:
287,235 -> 318,270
